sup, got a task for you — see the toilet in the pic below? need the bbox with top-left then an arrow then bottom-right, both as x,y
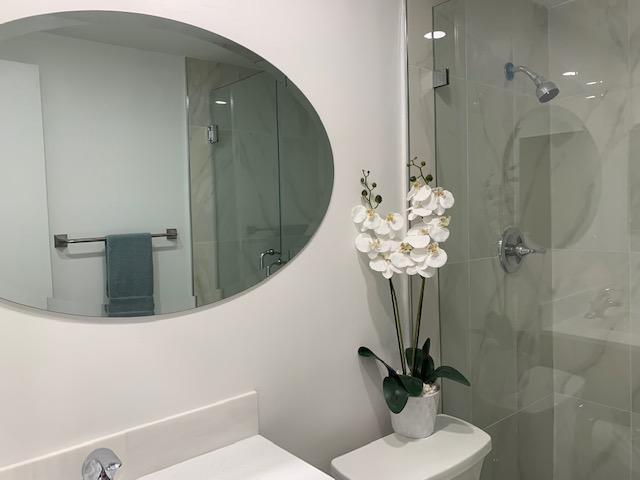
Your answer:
331,415 -> 491,480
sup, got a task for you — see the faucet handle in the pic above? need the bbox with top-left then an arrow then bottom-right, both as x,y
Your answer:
498,226 -> 546,273
82,448 -> 122,480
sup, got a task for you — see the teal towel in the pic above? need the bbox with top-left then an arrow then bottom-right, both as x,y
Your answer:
105,296 -> 155,317
105,233 -> 154,317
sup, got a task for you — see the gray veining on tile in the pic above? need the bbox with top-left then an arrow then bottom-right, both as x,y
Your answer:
549,0 -> 629,98
554,394 -> 631,480
467,82 -> 516,260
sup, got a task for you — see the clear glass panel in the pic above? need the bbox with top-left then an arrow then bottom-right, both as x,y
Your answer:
428,0 -> 628,478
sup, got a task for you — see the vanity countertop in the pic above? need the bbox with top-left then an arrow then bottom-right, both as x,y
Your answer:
138,435 -> 332,480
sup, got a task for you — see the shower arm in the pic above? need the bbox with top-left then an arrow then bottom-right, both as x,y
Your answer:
505,62 -> 542,84
515,65 -> 540,82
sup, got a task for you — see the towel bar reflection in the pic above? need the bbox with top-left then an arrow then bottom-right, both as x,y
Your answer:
54,228 -> 178,249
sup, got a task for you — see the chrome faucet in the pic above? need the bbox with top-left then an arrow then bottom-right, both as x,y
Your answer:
82,448 -> 122,480
585,288 -> 623,319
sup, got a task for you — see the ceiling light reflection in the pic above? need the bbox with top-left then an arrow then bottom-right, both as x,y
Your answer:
424,31 -> 446,40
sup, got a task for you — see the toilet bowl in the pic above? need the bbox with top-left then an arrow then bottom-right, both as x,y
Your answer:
331,415 -> 491,480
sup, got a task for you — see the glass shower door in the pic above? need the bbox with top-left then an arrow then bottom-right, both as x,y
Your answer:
429,0 -> 637,479
432,1 -> 554,479
208,73 -> 282,300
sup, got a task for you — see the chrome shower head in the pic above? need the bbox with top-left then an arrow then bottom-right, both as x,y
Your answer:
505,62 -> 559,103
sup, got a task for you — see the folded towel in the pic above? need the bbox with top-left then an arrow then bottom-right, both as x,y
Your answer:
105,296 -> 155,317
105,233 -> 154,317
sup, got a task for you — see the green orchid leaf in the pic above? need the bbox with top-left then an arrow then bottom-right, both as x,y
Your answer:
398,374 -> 424,396
432,366 -> 471,386
383,376 -> 409,414
421,354 -> 435,383
358,346 -> 398,378
405,348 -> 425,378
422,338 -> 431,356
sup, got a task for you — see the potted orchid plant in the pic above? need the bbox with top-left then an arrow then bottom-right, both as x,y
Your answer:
352,159 -> 470,439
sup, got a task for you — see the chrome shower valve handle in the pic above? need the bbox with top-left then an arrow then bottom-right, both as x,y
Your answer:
505,244 -> 539,257
498,226 -> 546,273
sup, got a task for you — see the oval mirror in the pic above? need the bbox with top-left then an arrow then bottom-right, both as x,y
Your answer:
0,11 -> 333,317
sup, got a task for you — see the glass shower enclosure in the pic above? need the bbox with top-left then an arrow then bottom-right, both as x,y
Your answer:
409,0 -> 638,478
188,65 -> 332,305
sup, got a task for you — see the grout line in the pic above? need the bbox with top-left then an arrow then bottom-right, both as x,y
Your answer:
553,392 -> 635,417
483,393 -> 555,431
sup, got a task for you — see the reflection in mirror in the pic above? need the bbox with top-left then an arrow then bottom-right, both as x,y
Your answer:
513,106 -> 601,250
0,12 -> 333,317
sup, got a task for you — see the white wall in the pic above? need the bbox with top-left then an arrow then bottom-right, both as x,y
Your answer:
0,0 -> 407,473
0,59 -> 52,309
0,32 -> 193,315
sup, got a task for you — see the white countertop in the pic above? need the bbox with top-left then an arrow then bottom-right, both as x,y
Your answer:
138,435 -> 332,480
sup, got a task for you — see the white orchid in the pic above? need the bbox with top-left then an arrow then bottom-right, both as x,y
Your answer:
355,233 -> 391,259
353,168 -> 452,280
375,212 -> 405,238
407,179 -> 432,202
407,195 -> 438,221
424,242 -> 448,268
390,243 -> 416,269
406,224 -> 431,248
351,205 -> 382,232
354,167 -> 470,399
369,253 -> 404,279
431,187 -> 455,215
423,216 -> 450,243
406,261 -> 436,278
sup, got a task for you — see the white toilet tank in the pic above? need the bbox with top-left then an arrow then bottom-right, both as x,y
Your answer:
331,415 -> 491,480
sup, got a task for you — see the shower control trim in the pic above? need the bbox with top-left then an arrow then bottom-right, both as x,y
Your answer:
498,226 -> 546,273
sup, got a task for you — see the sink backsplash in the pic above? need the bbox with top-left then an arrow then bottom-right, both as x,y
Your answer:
0,392 -> 258,480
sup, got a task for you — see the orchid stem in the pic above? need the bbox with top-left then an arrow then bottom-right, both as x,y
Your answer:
412,276 -> 427,374
389,279 -> 406,375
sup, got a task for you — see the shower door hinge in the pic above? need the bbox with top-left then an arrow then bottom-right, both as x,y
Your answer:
433,68 -> 450,89
207,125 -> 219,144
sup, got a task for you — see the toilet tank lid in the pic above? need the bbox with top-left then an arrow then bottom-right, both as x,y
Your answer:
331,415 -> 491,480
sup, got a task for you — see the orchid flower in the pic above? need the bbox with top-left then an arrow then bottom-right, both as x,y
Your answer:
369,253 -> 404,279
355,233 -> 391,259
375,212 -> 405,238
424,216 -> 450,243
353,169 -> 453,279
424,242 -> 448,268
351,205 -> 383,232
407,179 -> 432,202
431,187 -> 455,215
407,195 -> 439,221
406,224 -> 431,248
406,261 -> 436,278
